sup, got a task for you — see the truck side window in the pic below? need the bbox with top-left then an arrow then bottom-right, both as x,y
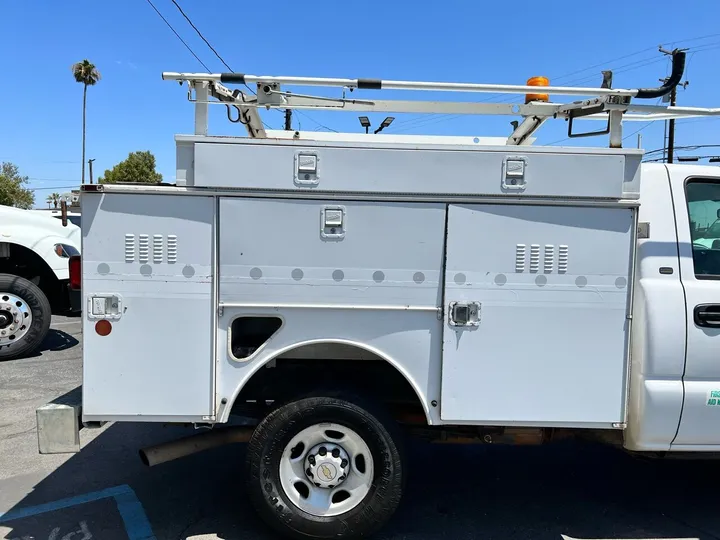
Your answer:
686,180 -> 720,278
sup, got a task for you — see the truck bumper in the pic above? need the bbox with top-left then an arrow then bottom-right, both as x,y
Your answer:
36,387 -> 82,454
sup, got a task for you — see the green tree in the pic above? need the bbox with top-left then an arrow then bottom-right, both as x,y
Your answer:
71,59 -> 101,184
0,162 -> 35,209
99,151 -> 163,184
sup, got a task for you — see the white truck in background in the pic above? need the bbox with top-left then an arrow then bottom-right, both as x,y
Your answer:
38,51 -> 720,539
0,204 -> 81,360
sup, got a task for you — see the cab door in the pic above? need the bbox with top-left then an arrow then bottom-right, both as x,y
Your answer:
671,173 -> 720,446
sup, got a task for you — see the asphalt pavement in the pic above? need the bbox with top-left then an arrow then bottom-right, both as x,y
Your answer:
2,315 -> 720,540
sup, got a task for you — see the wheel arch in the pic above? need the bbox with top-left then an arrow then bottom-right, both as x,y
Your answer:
0,240 -> 67,282
223,338 -> 432,425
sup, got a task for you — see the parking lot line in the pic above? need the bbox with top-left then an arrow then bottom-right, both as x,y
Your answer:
0,484 -> 156,540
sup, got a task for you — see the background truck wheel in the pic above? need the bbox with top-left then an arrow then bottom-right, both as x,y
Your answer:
0,274 -> 52,360
246,394 -> 405,540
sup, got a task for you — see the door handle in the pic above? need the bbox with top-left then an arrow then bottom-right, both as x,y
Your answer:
694,304 -> 720,328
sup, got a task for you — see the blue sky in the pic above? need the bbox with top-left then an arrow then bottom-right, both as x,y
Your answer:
1,0 -> 719,206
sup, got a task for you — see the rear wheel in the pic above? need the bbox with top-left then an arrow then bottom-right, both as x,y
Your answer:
0,274 -> 51,360
246,394 -> 405,539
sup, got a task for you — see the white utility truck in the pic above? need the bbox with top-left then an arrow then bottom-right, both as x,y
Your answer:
39,50 -> 720,538
0,204 -> 81,359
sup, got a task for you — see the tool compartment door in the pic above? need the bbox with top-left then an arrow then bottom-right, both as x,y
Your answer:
82,193 -> 215,419
441,204 -> 634,425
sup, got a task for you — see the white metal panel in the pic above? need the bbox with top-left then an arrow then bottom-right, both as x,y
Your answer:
215,307 -> 443,425
218,198 -> 446,307
668,167 -> 720,445
193,140 -> 634,200
624,164 -> 685,451
81,193 -> 215,419
441,204 -> 634,425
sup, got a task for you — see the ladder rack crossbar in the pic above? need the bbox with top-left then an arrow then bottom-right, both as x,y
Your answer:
163,72 -> 639,98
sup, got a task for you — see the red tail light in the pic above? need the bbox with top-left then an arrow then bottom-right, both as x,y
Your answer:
69,255 -> 81,291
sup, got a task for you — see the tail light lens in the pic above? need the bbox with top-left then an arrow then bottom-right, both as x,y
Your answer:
69,255 -> 81,291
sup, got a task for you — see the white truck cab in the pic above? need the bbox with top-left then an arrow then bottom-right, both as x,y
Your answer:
630,164 -> 720,451
0,205 -> 81,359
37,53 -> 720,539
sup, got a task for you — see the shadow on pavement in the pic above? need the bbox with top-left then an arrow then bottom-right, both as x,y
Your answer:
39,329 -> 80,353
4,424 -> 720,540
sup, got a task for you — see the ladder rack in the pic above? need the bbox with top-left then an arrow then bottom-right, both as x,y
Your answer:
162,50 -> 719,148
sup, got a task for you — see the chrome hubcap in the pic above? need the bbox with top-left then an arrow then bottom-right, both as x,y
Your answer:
0,293 -> 32,347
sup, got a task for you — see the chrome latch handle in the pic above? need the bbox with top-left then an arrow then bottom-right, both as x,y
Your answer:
448,301 -> 481,327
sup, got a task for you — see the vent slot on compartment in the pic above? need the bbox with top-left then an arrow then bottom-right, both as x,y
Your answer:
544,245 -> 554,273
138,235 -> 150,263
530,244 -> 540,273
125,234 -> 135,262
153,235 -> 164,263
515,244 -> 526,273
558,245 -> 569,274
167,235 -> 178,263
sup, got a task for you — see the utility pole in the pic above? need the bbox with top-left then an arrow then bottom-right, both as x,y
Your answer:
284,109 -> 292,131
88,158 -> 96,184
659,47 -> 689,164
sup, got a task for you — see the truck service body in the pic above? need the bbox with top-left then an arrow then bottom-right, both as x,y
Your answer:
39,51 -> 720,538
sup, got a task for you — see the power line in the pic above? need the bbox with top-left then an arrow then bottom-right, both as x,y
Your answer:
170,0 -> 231,71
645,144 -> 720,156
147,0 -> 276,129
144,0 -> 210,72
295,110 -> 338,133
169,0 -> 258,97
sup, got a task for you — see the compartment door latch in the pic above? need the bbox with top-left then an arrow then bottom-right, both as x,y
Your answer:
321,205 -> 346,239
448,302 -> 481,327
87,295 -> 123,320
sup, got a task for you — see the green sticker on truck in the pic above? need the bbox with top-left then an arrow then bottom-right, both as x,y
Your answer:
707,390 -> 720,406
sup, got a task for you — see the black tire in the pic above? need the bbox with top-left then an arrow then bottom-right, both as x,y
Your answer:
0,274 -> 52,360
246,394 -> 405,539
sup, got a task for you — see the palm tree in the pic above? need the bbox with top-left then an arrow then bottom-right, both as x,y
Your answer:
50,193 -> 61,209
45,195 -> 53,209
71,60 -> 101,184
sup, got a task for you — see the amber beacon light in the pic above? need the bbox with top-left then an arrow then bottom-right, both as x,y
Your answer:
525,76 -> 550,104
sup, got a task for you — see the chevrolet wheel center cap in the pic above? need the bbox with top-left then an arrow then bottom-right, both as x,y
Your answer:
318,463 -> 337,481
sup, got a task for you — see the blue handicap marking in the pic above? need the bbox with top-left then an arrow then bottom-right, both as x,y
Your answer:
0,484 -> 156,540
